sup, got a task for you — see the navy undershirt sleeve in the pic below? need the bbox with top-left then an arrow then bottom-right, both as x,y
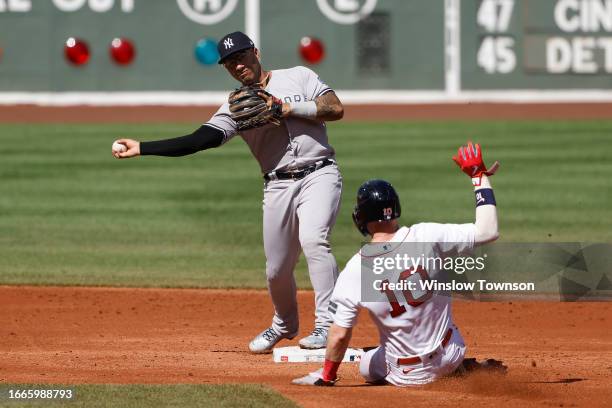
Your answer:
140,125 -> 224,157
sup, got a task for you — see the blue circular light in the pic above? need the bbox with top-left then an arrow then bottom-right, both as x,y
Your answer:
194,38 -> 219,65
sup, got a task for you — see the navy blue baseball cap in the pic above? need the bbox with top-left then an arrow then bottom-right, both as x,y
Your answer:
217,31 -> 255,64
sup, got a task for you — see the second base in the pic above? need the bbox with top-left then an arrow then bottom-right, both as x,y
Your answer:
273,346 -> 364,363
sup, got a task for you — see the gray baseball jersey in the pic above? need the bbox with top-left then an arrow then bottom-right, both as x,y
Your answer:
205,66 -> 342,336
206,66 -> 335,173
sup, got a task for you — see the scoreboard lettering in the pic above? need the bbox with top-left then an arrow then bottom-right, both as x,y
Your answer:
0,0 -> 134,12
547,0 -> 612,73
463,0 -> 612,90
554,0 -> 612,32
0,0 -> 30,12
473,0 -> 612,76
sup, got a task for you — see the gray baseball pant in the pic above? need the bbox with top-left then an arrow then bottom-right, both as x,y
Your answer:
262,164 -> 342,335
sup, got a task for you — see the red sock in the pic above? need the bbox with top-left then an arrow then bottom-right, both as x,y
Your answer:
322,359 -> 341,381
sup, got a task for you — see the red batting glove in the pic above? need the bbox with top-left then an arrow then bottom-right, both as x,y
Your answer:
452,141 -> 500,186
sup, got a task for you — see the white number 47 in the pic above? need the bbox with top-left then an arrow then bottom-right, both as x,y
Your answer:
478,0 -> 515,32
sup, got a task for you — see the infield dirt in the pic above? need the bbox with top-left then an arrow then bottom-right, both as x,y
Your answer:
1,286 -> 610,407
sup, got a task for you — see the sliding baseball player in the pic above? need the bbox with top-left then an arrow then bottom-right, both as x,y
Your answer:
293,142 -> 502,386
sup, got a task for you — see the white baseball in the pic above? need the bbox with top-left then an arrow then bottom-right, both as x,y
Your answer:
112,141 -> 127,153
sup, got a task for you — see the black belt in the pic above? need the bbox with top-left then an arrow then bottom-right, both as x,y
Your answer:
264,159 -> 334,181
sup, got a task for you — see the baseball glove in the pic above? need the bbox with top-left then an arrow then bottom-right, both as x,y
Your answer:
228,85 -> 283,131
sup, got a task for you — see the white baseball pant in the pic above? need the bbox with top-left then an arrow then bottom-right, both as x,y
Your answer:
360,327 -> 466,386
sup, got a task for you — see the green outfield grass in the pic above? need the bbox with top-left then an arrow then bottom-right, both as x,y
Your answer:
0,121 -> 610,287
0,384 -> 297,408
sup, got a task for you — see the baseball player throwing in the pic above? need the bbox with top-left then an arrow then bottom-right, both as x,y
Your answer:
112,31 -> 344,353
293,142 -> 500,386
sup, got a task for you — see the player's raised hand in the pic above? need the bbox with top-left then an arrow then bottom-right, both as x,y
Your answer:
452,141 -> 499,185
291,368 -> 337,386
112,138 -> 140,159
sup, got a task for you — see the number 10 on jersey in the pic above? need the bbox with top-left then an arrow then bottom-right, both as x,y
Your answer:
380,266 -> 434,317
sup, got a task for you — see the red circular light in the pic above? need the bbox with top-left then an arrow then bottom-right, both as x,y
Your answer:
64,37 -> 90,66
110,37 -> 136,65
299,37 -> 325,64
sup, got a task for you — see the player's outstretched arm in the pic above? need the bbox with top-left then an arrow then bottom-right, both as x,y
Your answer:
292,323 -> 352,386
452,142 -> 500,245
112,125 -> 224,159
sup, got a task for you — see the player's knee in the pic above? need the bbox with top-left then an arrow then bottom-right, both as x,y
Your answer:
266,267 -> 287,284
299,236 -> 330,258
359,349 -> 374,378
359,348 -> 387,383
359,359 -> 371,380
360,360 -> 381,383
265,261 -> 289,282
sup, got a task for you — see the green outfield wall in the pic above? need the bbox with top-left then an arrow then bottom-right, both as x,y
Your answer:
1,0 -> 612,93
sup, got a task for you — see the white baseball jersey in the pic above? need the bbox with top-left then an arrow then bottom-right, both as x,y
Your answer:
206,66 -> 335,173
331,223 -> 476,359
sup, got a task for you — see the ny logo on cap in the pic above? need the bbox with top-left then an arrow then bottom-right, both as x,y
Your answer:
224,38 -> 234,49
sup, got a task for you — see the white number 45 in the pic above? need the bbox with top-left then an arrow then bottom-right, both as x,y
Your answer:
477,36 -> 516,74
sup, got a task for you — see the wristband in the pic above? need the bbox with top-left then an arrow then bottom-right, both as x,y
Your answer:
289,101 -> 317,118
322,359 -> 341,381
475,188 -> 496,207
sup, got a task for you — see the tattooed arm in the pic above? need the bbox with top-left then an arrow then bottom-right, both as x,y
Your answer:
282,91 -> 344,121
314,91 -> 344,121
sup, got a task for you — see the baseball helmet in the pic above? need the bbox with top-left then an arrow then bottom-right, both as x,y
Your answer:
352,179 -> 401,236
